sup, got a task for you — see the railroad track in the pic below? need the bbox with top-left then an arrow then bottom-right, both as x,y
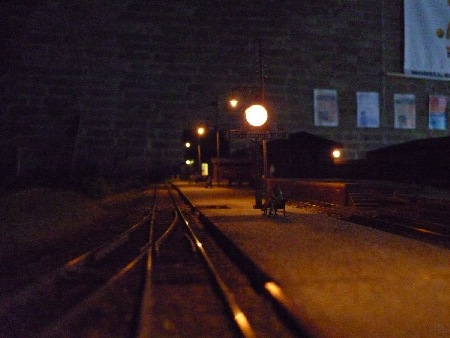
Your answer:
0,184 -> 315,337
0,187 -> 157,338
138,184 -> 313,337
293,197 -> 450,248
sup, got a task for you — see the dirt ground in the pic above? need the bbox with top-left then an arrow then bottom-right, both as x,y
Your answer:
0,186 -> 153,298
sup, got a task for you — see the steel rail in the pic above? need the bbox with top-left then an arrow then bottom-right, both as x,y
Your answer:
166,184 -> 257,338
299,201 -> 450,243
40,240 -> 153,338
41,186 -> 159,337
154,210 -> 178,254
348,213 -> 450,240
375,209 -> 450,235
64,186 -> 158,271
196,209 -> 322,338
0,186 -> 158,337
64,215 -> 148,270
136,186 -> 158,338
170,183 -> 337,338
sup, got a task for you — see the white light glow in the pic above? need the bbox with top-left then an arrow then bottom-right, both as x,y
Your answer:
197,127 -> 205,135
332,149 -> 341,158
245,104 -> 268,127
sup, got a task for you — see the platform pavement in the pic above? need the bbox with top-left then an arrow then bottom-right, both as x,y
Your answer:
173,180 -> 450,338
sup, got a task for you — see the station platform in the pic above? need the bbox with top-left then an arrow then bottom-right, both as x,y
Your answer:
173,181 -> 450,338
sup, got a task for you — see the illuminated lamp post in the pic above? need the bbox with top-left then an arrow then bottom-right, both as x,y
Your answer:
185,159 -> 194,176
183,142 -> 194,178
230,39 -> 268,209
230,98 -> 239,108
332,149 -> 341,159
210,101 -> 221,186
332,148 -> 344,166
245,104 -> 267,127
229,86 -> 260,109
197,126 -> 205,175
245,104 -> 268,208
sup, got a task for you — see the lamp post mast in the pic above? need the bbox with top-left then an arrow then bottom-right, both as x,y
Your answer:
247,40 -> 268,209
215,102 -> 220,186
259,39 -> 265,105
254,40 -> 268,208
197,138 -> 201,174
230,40 -> 269,209
197,127 -> 205,175
259,40 -> 268,191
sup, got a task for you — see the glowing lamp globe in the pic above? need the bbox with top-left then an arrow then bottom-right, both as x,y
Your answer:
229,99 -> 238,108
245,104 -> 268,127
197,127 -> 205,135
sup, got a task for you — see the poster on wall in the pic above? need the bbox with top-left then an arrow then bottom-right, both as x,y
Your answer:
356,92 -> 380,128
404,1 -> 450,80
314,89 -> 338,127
428,94 -> 447,130
394,94 -> 416,129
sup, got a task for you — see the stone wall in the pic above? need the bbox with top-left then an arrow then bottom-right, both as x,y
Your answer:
1,1 -> 449,180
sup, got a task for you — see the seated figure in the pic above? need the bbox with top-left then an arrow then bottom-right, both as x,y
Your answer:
269,184 -> 283,216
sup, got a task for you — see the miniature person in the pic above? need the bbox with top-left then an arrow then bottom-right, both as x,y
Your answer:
269,164 -> 275,178
269,183 -> 283,216
205,175 -> 212,188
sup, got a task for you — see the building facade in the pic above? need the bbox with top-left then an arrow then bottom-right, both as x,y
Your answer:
1,1 -> 449,180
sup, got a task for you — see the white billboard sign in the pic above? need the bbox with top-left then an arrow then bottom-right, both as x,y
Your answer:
404,0 -> 450,80
313,89 -> 338,127
356,92 -> 380,128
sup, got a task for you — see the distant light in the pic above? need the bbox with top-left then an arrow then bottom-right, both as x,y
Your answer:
185,142 -> 191,148
332,149 -> 341,158
186,159 -> 194,165
230,99 -> 238,108
197,127 -> 205,135
245,104 -> 267,127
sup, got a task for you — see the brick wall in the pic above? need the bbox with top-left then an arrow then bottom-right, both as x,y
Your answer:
1,1 -> 449,180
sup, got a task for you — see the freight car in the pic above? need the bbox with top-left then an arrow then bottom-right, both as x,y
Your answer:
212,158 -> 254,185
211,132 -> 342,184
266,131 -> 342,178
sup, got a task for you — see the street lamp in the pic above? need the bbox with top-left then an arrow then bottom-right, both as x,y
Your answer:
229,86 -> 260,109
245,104 -> 268,209
245,105 -> 268,127
197,126 -> 205,175
249,40 -> 268,209
210,101 -> 221,186
227,40 -> 269,209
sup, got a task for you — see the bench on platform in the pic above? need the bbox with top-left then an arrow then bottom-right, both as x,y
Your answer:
262,198 -> 287,217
